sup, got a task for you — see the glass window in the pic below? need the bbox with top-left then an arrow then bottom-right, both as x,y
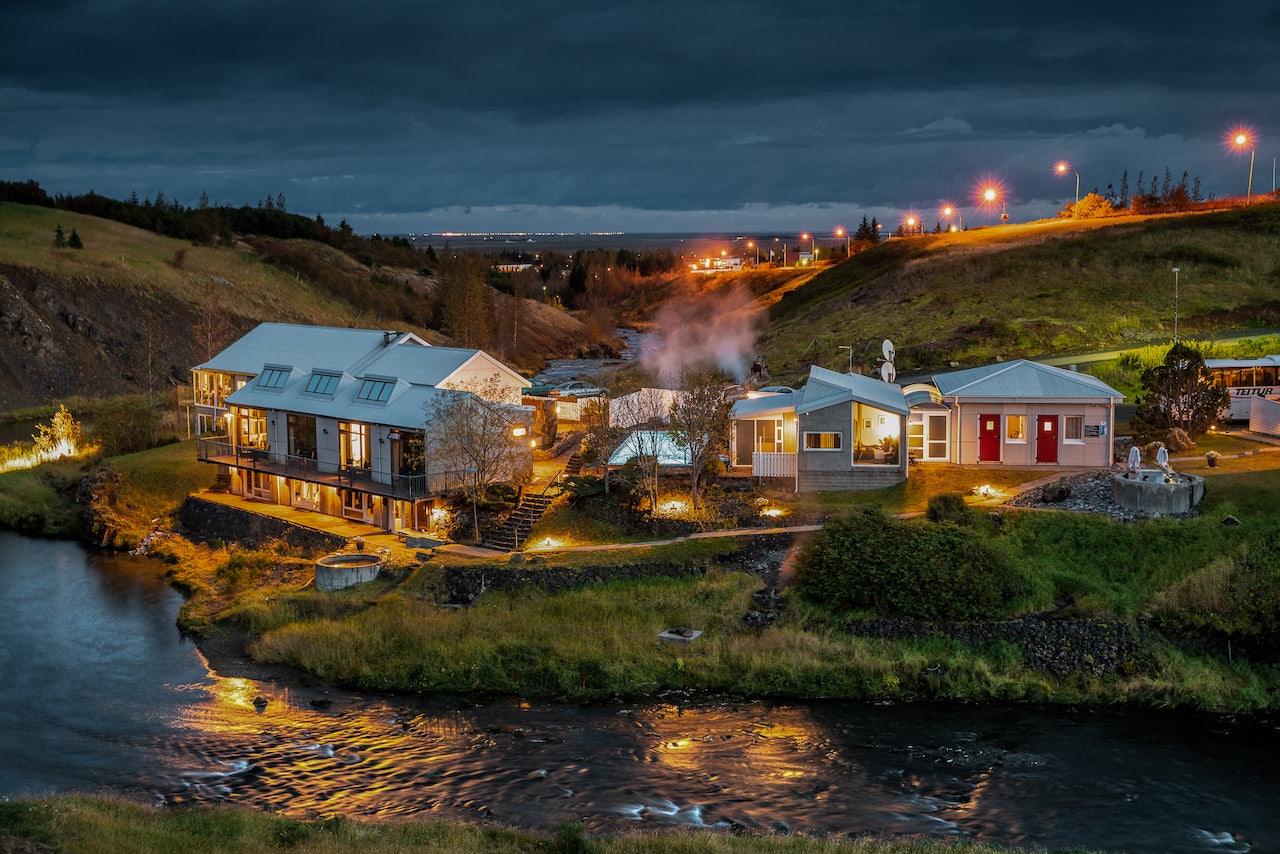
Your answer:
1064,415 -> 1083,441
357,379 -> 394,402
1006,415 -> 1026,441
257,368 -> 289,389
804,432 -> 842,450
305,372 -> 340,395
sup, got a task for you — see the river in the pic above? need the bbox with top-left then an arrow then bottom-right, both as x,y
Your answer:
0,529 -> 1275,852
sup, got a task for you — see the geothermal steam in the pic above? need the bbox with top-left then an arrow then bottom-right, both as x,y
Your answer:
642,282 -> 760,383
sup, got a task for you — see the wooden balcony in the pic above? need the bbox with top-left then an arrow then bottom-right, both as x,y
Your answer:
196,437 -> 470,500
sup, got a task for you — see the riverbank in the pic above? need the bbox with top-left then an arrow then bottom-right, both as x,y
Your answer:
3,438 -> 1279,714
0,795 -> 1071,854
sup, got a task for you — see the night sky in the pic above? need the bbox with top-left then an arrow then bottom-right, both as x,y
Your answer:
3,1 -> 1278,235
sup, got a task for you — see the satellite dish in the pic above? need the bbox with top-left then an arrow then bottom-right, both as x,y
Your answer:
880,362 -> 897,383
882,339 -> 895,363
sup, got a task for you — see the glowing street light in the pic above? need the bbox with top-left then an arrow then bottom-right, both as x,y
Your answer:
835,226 -> 849,257
1055,161 -> 1080,207
905,215 -> 918,235
1232,129 -> 1256,203
747,240 -> 758,266
801,231 -> 815,263
940,203 -> 961,231
979,183 -> 1007,223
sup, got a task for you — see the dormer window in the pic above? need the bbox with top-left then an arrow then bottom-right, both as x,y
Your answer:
257,367 -> 290,389
357,378 -> 395,402
304,371 -> 341,395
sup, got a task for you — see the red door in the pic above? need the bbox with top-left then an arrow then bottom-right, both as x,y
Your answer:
978,414 -> 1000,462
1036,415 -> 1059,463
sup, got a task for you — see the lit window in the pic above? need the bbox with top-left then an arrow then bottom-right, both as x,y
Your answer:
804,432 -> 842,450
1006,415 -> 1026,441
1064,415 -> 1083,441
257,368 -> 289,389
357,379 -> 394,402
305,372 -> 340,395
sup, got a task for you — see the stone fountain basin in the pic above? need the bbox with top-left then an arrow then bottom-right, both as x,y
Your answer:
1112,470 -> 1204,517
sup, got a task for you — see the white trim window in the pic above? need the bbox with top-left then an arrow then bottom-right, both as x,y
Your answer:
1064,415 -> 1084,443
804,431 -> 843,451
1006,414 -> 1027,443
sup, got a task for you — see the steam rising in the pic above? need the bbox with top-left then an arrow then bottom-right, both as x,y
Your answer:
642,283 -> 760,383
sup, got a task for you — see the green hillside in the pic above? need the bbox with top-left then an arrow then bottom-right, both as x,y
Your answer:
755,204 -> 1280,384
0,202 -> 586,409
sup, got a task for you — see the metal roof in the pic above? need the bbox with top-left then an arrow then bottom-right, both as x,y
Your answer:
932,360 -> 1123,401
795,365 -> 909,416
194,323 -> 425,375
730,395 -> 795,419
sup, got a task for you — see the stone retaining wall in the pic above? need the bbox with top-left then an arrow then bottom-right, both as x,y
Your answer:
847,614 -> 1158,676
177,496 -> 346,555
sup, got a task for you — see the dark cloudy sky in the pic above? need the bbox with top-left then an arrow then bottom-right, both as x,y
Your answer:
3,1 -> 1278,235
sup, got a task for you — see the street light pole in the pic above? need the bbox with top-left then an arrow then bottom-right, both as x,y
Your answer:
1172,267 -> 1180,343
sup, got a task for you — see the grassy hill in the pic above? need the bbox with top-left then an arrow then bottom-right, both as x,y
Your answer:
0,202 -> 588,410
753,204 -> 1280,385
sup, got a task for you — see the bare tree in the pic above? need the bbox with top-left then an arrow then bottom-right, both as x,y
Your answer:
668,368 -> 730,508
424,376 -> 532,541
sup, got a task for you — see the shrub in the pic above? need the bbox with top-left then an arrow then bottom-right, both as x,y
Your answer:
926,492 -> 972,525
1042,478 -> 1073,503
793,506 -> 1029,622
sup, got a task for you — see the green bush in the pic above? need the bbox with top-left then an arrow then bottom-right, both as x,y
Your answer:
926,492 -> 972,525
794,506 -> 1029,622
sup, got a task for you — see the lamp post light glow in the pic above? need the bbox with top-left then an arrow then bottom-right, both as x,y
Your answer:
801,231 -> 815,263
835,226 -> 849,257
940,203 -> 961,231
747,240 -> 758,266
1055,161 -> 1081,207
1233,130 -> 1256,203
979,184 -> 1008,223
905,215 -> 917,235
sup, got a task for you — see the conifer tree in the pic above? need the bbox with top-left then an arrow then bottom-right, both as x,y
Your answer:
53,224 -> 66,248
68,228 -> 83,249
1119,171 -> 1130,208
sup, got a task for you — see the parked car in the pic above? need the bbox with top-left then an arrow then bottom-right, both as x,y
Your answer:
757,385 -> 796,394
549,380 -> 608,398
521,382 -> 557,397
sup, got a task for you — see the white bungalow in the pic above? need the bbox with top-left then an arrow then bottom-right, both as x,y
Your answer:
931,360 -> 1122,467
192,323 -> 532,533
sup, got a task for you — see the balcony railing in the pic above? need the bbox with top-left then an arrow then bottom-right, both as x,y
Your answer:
197,437 -> 470,500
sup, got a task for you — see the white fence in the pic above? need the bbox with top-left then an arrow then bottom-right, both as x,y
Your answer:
752,451 -> 796,478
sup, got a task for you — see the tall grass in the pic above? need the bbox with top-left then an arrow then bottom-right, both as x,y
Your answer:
0,794 -> 1041,853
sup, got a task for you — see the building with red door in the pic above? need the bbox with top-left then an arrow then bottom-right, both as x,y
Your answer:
931,360 -> 1122,467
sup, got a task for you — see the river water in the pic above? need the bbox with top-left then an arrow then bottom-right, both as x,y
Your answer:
0,529 -> 1276,852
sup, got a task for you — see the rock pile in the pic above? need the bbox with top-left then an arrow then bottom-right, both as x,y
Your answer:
1003,469 -> 1149,522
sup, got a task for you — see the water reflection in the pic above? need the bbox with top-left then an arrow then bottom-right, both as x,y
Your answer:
0,530 -> 1277,852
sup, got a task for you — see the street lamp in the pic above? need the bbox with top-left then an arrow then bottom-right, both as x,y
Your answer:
980,184 -> 1007,223
905,216 -> 917,235
1055,161 -> 1080,208
747,240 -> 758,266
1233,130 -> 1256,203
1172,267 -> 1180,343
835,226 -> 849,257
940,203 -> 961,231
801,232 -> 814,263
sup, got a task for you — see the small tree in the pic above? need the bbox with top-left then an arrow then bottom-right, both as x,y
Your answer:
425,376 -> 529,542
53,224 -> 66,248
68,228 -> 83,249
668,368 -> 730,508
1130,343 -> 1229,438
1072,192 -> 1115,219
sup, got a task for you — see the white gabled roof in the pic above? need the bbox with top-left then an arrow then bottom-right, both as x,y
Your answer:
932,360 -> 1123,401
795,364 -> 909,416
360,343 -> 526,389
195,323 -> 427,375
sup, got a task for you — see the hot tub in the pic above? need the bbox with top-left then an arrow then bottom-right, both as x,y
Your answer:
315,552 -> 384,591
1112,470 -> 1205,517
